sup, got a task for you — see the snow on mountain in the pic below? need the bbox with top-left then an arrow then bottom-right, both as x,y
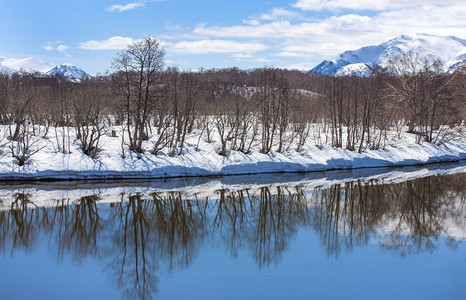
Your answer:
47,63 -> 89,82
334,63 -> 373,77
0,64 -> 15,74
311,33 -> 466,76
0,56 -> 54,73
0,56 -> 90,81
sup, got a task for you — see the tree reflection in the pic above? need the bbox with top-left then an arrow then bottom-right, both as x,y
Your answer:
54,195 -> 102,261
310,180 -> 389,257
0,171 -> 466,299
1,193 -> 40,252
101,192 -> 207,300
381,175 -> 464,255
308,173 -> 466,257
213,189 -> 254,257
250,186 -> 309,268
105,195 -> 158,300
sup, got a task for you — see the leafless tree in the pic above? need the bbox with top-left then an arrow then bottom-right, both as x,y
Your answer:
112,36 -> 165,154
71,78 -> 108,157
387,51 -> 456,143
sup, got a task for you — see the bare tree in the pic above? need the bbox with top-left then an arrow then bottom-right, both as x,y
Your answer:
9,122 -> 44,166
112,36 -> 165,154
7,74 -> 36,142
71,78 -> 108,158
0,73 -> 9,124
387,51 -> 456,143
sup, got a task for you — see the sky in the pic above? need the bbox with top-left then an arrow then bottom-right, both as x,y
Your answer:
1,0 -> 466,75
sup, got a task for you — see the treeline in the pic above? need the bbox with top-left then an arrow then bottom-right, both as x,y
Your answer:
1,37 -> 465,164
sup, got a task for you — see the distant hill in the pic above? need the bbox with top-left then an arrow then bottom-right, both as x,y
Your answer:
0,56 -> 89,82
310,33 -> 466,76
47,64 -> 90,82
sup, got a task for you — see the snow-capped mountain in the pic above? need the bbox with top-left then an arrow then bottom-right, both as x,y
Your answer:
311,33 -> 466,76
0,57 -> 15,74
0,56 -> 89,82
47,64 -> 89,82
0,56 -> 54,73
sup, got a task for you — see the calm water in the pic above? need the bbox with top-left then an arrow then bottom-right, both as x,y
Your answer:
1,165 -> 466,300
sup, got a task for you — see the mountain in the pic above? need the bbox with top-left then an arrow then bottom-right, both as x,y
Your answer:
0,56 -> 54,73
47,64 -> 89,82
311,33 -> 466,76
0,58 -> 15,74
0,56 -> 89,82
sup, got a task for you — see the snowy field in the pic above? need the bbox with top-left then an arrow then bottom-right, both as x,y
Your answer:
1,123 -> 466,180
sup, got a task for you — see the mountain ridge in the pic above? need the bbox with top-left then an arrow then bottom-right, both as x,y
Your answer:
47,64 -> 90,82
311,33 -> 466,76
0,56 -> 89,82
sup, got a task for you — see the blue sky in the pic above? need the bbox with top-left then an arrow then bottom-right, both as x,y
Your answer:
2,0 -> 466,74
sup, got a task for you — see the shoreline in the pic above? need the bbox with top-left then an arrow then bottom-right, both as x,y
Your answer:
1,150 -> 465,181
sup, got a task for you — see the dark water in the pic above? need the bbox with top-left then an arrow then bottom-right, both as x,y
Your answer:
1,166 -> 466,300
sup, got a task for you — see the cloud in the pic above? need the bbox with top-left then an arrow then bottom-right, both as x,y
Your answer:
232,53 -> 254,59
292,0 -> 466,11
42,45 -> 54,52
260,8 -> 301,21
284,62 -> 319,70
42,42 -> 71,56
169,39 -> 268,54
231,53 -> 270,63
79,36 -> 136,50
106,0 -> 165,13
190,4 -> 466,59
242,7 -> 301,25
107,2 -> 145,12
194,14 -> 373,40
56,45 -> 70,53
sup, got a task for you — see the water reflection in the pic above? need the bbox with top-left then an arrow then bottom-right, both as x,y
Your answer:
1,171 -> 466,299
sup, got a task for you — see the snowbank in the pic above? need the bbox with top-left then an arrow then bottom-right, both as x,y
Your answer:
1,125 -> 466,180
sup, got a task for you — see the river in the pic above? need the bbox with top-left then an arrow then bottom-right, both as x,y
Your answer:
1,163 -> 466,299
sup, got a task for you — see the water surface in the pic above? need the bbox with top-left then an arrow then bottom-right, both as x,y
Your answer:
1,164 -> 466,300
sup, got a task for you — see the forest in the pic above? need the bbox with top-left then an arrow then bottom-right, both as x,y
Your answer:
1,36 -> 466,166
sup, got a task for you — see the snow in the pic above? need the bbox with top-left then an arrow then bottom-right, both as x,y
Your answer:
311,33 -> 466,75
47,64 -> 89,82
1,124 -> 466,181
0,56 -> 54,73
0,56 -> 89,81
334,63 -> 372,76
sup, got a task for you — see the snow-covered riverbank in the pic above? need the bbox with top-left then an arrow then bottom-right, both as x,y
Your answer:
1,125 -> 466,180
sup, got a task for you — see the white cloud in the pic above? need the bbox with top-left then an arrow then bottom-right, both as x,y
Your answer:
232,53 -> 254,59
260,8 -> 301,20
79,36 -> 135,50
242,7 -> 301,26
107,2 -> 145,12
284,62 -> 319,70
194,14 -> 374,40
42,42 -> 71,56
106,0 -> 165,12
190,4 -> 466,59
231,53 -> 270,63
292,0 -> 466,11
169,39 -> 268,54
42,45 -> 54,52
251,57 -> 270,63
242,19 -> 260,26
56,45 -> 70,52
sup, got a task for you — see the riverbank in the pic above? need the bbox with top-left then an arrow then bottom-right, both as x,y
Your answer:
1,124 -> 466,180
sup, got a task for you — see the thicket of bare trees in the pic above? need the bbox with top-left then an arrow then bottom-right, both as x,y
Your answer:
0,37 -> 465,165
